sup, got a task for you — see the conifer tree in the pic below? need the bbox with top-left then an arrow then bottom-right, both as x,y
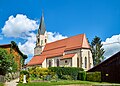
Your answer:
91,36 -> 105,66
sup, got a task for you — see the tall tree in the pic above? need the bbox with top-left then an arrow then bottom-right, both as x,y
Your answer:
91,36 -> 105,66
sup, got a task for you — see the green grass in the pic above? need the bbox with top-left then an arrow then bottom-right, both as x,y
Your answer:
0,82 -> 4,86
17,80 -> 114,86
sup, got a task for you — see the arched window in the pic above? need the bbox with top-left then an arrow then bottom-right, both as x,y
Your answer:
38,38 -> 40,43
57,59 -> 59,67
49,60 -> 52,67
45,39 -> 47,43
85,57 -> 87,68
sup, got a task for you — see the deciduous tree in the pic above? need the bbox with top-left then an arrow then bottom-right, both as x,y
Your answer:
0,48 -> 17,75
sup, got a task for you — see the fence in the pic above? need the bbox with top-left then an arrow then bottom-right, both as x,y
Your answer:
0,75 -> 5,82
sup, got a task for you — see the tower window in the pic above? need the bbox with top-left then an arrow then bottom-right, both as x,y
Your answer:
45,39 -> 47,43
41,40 -> 43,45
38,38 -> 40,43
85,57 -> 87,68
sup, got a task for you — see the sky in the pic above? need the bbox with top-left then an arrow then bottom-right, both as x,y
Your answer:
0,0 -> 120,63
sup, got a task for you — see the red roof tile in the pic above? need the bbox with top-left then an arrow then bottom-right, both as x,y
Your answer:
27,34 -> 90,66
61,53 -> 75,59
27,55 -> 45,66
42,46 -> 65,58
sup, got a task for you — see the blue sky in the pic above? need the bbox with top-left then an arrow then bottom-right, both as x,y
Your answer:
0,0 -> 120,63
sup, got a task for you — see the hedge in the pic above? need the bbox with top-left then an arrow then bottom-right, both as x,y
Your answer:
77,71 -> 86,81
48,67 -> 84,80
86,72 -> 101,82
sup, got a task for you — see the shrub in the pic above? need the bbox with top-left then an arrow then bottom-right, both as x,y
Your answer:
77,71 -> 86,81
0,82 -> 4,86
28,67 -> 53,80
48,67 -> 83,80
51,74 -> 58,81
86,72 -> 101,82
61,75 -> 72,80
20,70 -> 29,75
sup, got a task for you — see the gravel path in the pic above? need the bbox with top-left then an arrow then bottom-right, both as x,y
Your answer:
5,78 -> 19,86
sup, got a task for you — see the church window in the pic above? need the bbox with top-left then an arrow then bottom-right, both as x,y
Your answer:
85,57 -> 87,68
77,58 -> 79,67
65,60 -> 67,63
49,60 -> 52,67
38,38 -> 40,43
41,40 -> 43,45
45,39 -> 47,43
57,59 -> 59,67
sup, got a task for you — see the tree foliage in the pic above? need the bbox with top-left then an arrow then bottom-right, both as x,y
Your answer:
0,48 -> 17,75
91,36 -> 105,66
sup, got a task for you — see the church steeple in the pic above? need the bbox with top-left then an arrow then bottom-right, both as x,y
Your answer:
34,12 -> 48,56
38,12 -> 46,35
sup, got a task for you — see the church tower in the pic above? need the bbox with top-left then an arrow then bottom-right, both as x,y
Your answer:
34,13 -> 47,56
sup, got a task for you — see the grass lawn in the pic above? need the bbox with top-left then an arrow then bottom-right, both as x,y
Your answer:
0,82 -> 4,86
17,80 -> 115,86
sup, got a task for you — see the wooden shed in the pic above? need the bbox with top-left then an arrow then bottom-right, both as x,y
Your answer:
88,51 -> 120,83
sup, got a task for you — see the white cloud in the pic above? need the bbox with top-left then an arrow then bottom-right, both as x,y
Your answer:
2,14 -> 38,55
102,34 -> 120,58
47,32 -> 67,43
18,32 -> 36,55
2,14 -> 38,38
2,14 -> 67,57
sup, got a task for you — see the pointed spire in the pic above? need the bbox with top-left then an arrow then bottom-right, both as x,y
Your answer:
38,11 -> 46,35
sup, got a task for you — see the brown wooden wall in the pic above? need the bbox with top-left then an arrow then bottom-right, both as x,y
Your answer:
1,45 -> 22,70
88,51 -> 120,83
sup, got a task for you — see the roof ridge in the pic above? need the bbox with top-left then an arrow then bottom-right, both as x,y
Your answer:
0,44 -> 11,46
47,33 -> 85,45
81,34 -> 85,47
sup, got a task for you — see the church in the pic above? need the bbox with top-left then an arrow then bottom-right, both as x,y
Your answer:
27,14 -> 93,71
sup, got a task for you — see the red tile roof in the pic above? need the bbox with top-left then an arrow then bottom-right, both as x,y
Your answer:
61,53 -> 75,59
27,55 -> 46,66
41,46 -> 65,58
27,34 -> 90,66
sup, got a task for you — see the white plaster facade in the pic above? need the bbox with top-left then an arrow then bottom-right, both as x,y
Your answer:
40,48 -> 93,71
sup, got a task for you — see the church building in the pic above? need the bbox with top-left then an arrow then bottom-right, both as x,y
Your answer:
27,14 -> 93,71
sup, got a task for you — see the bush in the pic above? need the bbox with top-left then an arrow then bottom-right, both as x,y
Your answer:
77,71 -> 86,81
86,72 -> 101,82
20,70 -> 29,75
0,82 -> 4,86
61,75 -> 72,80
19,70 -> 30,83
28,67 -> 54,81
48,67 -> 83,80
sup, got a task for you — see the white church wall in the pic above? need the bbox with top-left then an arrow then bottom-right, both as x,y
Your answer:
72,54 -> 78,67
46,56 -> 62,67
81,49 -> 93,71
60,59 -> 72,67
42,58 -> 46,68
